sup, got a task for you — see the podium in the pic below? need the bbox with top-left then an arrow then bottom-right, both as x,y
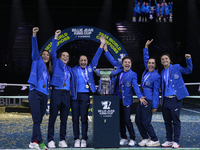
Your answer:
93,95 -> 119,148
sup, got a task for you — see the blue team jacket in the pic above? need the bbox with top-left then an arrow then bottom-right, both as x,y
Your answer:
71,47 -> 103,100
50,38 -> 75,97
28,36 -> 50,95
144,1 -> 151,13
104,51 -> 143,106
134,0 -> 141,13
160,58 -> 193,101
141,48 -> 161,109
161,5 -> 170,15
155,2 -> 161,16
140,0 -> 145,13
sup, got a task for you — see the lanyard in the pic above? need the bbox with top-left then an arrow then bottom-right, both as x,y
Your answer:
64,66 -> 70,83
142,71 -> 151,88
79,66 -> 88,84
43,69 -> 47,85
119,72 -> 126,87
164,68 -> 169,89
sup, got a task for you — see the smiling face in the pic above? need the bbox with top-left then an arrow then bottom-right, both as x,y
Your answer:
79,55 -> 88,69
147,58 -> 156,73
60,52 -> 69,65
161,55 -> 171,68
41,51 -> 50,63
122,58 -> 132,72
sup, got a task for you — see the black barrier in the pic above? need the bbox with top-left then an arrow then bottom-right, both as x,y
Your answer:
93,95 -> 119,148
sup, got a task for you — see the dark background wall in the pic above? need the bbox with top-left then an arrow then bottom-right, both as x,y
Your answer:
0,0 -> 199,86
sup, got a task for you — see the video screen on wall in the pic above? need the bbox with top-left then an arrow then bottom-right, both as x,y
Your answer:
132,0 -> 173,23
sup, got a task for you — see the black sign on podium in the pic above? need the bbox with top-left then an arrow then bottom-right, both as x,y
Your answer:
93,95 -> 119,148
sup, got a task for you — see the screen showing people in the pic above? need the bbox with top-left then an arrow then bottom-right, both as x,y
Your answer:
133,0 -> 173,23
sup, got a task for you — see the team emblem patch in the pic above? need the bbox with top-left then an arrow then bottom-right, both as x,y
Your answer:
145,81 -> 150,86
88,67 -> 92,72
174,73 -> 179,79
126,81 -> 131,87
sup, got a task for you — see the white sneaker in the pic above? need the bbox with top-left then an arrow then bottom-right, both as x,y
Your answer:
146,140 -> 160,147
74,139 -> 80,148
161,141 -> 173,147
81,139 -> 87,148
172,142 -> 180,149
29,141 -> 40,149
48,140 -> 56,148
120,139 -> 128,145
138,139 -> 150,146
58,140 -> 68,148
128,140 -> 136,146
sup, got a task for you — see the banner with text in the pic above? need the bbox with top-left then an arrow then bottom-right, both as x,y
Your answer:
40,26 -> 127,63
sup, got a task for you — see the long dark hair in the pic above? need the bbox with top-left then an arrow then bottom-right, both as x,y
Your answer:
40,50 -> 52,75
160,53 -> 173,64
148,57 -> 157,69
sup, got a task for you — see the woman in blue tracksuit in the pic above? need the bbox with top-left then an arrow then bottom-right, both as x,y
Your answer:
144,0 -> 151,22
47,30 -> 75,148
135,39 -> 161,147
103,44 -> 146,147
160,53 -> 192,148
28,27 -> 52,150
155,0 -> 161,22
140,0 -> 146,22
71,35 -> 105,148
161,2 -> 170,22
134,0 -> 141,22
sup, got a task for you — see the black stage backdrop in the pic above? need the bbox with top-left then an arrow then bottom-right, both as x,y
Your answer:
0,0 -> 199,86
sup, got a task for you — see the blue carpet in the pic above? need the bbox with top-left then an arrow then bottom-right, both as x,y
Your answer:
0,108 -> 200,149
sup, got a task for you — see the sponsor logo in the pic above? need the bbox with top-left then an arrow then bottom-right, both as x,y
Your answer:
72,28 -> 94,38
98,101 -> 115,117
118,53 -> 126,63
101,101 -> 111,109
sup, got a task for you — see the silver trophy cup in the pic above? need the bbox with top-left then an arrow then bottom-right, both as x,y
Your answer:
95,68 -> 115,95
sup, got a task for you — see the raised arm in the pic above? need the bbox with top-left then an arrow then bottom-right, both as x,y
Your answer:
179,54 -> 193,74
90,35 -> 105,67
31,27 -> 40,61
50,29 -> 61,64
155,0 -> 157,6
143,39 -> 153,69
104,43 -> 120,67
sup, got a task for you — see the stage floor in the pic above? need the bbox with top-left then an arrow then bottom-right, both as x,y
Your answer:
0,108 -> 200,149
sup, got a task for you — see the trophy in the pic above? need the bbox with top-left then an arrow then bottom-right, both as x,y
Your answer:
95,68 -> 116,95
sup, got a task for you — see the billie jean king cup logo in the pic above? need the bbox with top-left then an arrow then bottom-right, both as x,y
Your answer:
101,101 -> 111,109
